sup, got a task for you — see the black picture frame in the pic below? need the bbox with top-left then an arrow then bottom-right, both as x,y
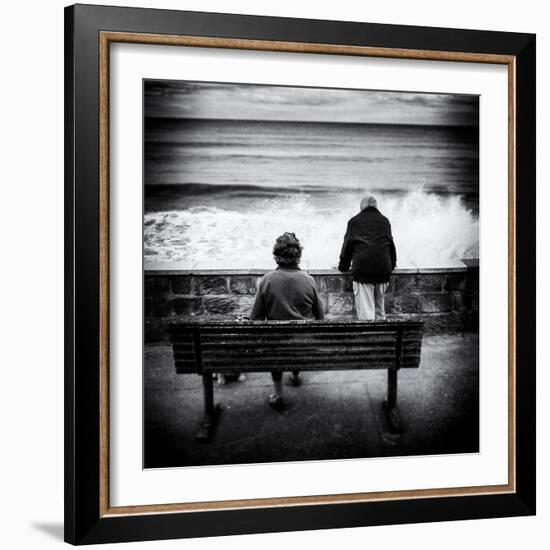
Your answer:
65,3 -> 536,545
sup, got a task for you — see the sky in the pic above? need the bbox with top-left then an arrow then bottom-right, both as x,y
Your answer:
144,80 -> 479,126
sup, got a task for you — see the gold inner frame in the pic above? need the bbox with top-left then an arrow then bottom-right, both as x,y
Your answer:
98,31 -> 517,517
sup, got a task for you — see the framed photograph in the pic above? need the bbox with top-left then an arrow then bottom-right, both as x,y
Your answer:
65,4 -> 536,545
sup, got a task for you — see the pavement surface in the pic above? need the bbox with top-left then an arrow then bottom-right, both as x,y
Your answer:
144,333 -> 479,468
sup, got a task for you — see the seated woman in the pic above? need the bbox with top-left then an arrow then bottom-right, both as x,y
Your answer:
250,232 -> 325,410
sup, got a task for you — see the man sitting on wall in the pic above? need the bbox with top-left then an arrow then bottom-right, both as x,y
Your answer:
338,195 -> 397,320
250,232 -> 325,410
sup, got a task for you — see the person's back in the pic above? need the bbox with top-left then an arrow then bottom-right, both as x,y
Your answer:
250,267 -> 324,321
339,206 -> 395,284
249,232 -> 324,410
338,195 -> 397,321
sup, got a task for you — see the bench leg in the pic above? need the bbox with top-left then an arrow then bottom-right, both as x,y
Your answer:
383,368 -> 402,433
195,373 -> 221,441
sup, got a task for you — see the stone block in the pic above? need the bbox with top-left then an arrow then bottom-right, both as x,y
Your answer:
145,296 -> 171,318
451,291 -> 464,312
319,293 -> 329,313
393,293 -> 421,313
322,276 -> 343,293
312,275 -> 324,290
144,277 -> 169,298
394,274 -> 417,294
328,293 -> 355,316
229,276 -> 258,295
170,276 -> 192,295
203,296 -> 239,315
444,273 -> 466,291
387,275 -> 397,293
322,312 -> 337,321
416,274 -> 444,292
194,276 -> 228,295
232,296 -> 256,316
422,292 -> 451,313
384,292 -> 397,314
171,297 -> 203,316
324,312 -> 355,321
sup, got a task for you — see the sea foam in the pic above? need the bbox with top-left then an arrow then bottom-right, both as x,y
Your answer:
144,186 -> 478,269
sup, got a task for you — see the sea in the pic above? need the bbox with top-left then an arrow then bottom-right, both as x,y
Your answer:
144,118 -> 479,269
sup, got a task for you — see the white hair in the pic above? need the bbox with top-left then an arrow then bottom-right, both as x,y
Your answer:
360,195 -> 377,211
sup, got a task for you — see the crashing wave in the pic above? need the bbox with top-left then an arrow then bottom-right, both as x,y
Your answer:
144,186 -> 478,269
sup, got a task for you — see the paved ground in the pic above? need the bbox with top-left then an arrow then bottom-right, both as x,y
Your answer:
144,334 -> 479,468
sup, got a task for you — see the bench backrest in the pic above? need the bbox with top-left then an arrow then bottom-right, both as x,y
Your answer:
169,320 -> 424,375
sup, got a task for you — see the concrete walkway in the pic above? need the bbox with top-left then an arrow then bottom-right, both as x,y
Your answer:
144,334 -> 479,468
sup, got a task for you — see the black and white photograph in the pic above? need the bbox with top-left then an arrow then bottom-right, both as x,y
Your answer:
1,0 -> 543,546
143,79 -> 480,469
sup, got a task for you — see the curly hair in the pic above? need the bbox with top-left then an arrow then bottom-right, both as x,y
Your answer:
273,232 -> 302,268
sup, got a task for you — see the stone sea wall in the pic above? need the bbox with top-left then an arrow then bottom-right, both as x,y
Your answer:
144,261 -> 478,342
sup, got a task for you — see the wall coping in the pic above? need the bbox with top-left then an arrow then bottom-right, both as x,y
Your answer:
145,260 -> 478,277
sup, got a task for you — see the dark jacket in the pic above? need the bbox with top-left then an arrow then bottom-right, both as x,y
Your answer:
338,207 -> 397,284
250,267 -> 325,321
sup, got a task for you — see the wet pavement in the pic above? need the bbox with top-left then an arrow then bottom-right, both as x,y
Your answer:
144,334 -> 479,469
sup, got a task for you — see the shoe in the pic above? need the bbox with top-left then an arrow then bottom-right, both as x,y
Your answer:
289,373 -> 301,387
268,394 -> 284,411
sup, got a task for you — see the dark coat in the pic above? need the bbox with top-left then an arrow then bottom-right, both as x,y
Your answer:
338,207 -> 397,284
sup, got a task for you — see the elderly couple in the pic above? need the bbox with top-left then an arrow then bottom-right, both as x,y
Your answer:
250,195 -> 397,410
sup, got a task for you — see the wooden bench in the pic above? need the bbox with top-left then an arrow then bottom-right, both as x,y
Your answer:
169,320 -> 424,440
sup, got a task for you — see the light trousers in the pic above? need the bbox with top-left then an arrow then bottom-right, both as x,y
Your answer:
352,281 -> 389,320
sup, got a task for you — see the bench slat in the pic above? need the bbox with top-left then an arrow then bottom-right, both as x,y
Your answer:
198,339 -> 421,348
173,342 -> 421,352
199,331 -> 398,340
174,355 -> 421,369
175,360 -> 420,373
170,322 -> 422,331
173,347 -> 421,358
174,356 -> 420,366
200,337 -> 397,346
174,333 -> 422,340
173,341 -> 421,351
175,347 -> 420,359
193,361 -> 419,372
172,344 -> 194,352
201,354 -> 414,366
